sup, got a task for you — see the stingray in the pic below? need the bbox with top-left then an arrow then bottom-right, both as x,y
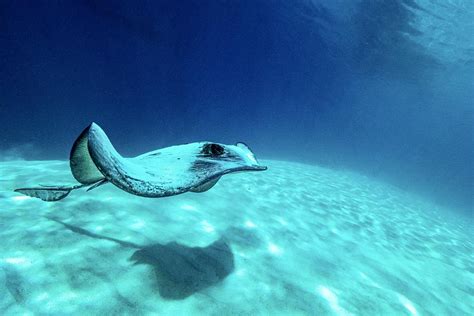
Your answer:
14,122 -> 267,201
47,217 -> 235,300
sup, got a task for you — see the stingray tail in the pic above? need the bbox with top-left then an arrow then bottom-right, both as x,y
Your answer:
13,123 -> 112,202
14,184 -> 86,202
14,179 -> 107,202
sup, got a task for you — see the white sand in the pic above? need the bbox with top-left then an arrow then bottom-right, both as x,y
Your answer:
0,160 -> 472,315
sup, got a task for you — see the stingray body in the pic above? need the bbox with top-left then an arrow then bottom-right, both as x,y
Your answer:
15,123 -> 267,201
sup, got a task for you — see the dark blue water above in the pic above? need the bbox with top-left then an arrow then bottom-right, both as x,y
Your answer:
0,0 -> 473,214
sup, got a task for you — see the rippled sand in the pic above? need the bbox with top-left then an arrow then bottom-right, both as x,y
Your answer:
0,160 -> 472,315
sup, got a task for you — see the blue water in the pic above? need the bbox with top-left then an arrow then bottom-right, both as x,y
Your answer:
0,1 -> 473,314
1,0 -> 473,213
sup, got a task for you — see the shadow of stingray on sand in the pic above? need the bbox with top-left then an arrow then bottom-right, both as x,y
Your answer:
46,217 -> 235,300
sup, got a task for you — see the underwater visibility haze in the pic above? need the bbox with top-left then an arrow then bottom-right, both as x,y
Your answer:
0,0 -> 473,315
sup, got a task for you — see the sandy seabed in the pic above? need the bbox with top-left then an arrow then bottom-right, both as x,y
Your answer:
0,160 -> 472,315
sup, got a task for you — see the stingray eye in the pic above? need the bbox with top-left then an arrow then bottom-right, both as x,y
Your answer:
203,143 -> 225,156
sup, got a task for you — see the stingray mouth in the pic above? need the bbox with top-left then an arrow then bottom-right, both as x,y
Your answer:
237,152 -> 267,171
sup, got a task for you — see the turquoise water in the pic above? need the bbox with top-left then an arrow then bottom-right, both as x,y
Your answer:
1,0 -> 473,314
1,160 -> 472,315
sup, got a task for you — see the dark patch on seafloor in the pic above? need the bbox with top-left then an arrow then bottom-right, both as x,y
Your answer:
2,264 -> 26,304
46,217 -> 235,300
130,239 -> 234,299
223,226 -> 262,249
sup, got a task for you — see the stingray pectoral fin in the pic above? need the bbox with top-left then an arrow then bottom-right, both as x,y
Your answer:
190,177 -> 220,193
85,123 -> 173,197
14,186 -> 75,201
70,123 -> 106,185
